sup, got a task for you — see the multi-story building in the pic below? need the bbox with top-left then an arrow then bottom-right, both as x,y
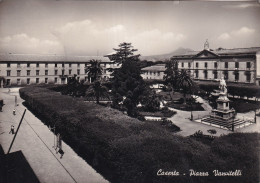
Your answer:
0,54 -> 114,87
141,44 -> 260,86
141,64 -> 165,80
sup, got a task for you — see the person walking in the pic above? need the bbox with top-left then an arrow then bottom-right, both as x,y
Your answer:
9,125 -> 15,134
13,109 -> 16,115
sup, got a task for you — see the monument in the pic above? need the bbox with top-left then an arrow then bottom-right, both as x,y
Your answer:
210,77 -> 235,121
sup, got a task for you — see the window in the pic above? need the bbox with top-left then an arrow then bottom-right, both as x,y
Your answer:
17,63 -> 20,68
55,63 -> 57,67
55,70 -> 58,75
17,70 -> 21,76
27,63 -> 30,67
196,63 -> 199,68
69,63 -> 72,67
45,78 -> 48,84
104,64 -> 106,68
17,79 -> 21,85
158,72 -> 160,76
188,63 -> 191,68
45,70 -> 48,75
181,62 -> 184,67
45,63 -> 48,68
7,63 -> 11,67
69,69 -> 72,75
223,71 -> 228,80
195,70 -> 199,78
213,71 -> 218,79
36,78 -> 39,84
214,62 -> 218,68
36,63 -> 39,67
246,62 -> 251,69
27,78 -> 30,85
85,69 -> 87,74
154,71 -> 156,75
6,79 -> 11,86
225,62 -> 228,68
27,70 -> 30,76
85,63 -> 88,67
235,72 -> 239,81
246,73 -> 251,82
54,77 -> 58,84
77,63 -> 80,67
62,63 -> 65,67
204,70 -> 208,79
235,62 -> 239,69
7,70 -> 11,76
205,62 -> 208,68
36,70 -> 39,76
62,70 -> 65,75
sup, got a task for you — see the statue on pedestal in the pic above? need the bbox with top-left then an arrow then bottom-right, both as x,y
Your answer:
219,77 -> 227,94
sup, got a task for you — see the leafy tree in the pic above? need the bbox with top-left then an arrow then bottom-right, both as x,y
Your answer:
111,42 -> 146,116
86,59 -> 103,82
140,90 -> 160,112
85,81 -> 110,104
163,58 -> 179,90
65,74 -> 85,97
176,70 -> 194,104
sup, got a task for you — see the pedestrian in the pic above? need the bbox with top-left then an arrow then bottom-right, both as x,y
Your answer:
13,109 -> 16,115
9,125 -> 15,134
58,148 -> 64,159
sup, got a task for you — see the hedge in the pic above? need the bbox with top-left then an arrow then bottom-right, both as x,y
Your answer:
19,86 -> 259,183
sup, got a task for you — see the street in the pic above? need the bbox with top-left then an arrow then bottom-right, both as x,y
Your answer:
0,88 -> 108,183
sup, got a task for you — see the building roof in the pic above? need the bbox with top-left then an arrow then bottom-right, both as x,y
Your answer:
0,54 -> 110,63
141,64 -> 166,72
172,47 -> 260,59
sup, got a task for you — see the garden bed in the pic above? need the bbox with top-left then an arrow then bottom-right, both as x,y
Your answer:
19,86 -> 259,183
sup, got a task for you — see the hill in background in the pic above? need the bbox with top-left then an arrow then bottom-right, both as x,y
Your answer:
140,47 -> 194,62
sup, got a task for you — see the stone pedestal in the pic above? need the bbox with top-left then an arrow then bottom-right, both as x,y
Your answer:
211,90 -> 235,121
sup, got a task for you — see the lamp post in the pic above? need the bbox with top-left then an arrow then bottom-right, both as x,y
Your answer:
49,125 -> 56,148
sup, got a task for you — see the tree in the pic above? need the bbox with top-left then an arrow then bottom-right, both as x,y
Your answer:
86,59 -> 103,82
140,90 -> 160,112
110,42 -> 140,65
65,74 -> 84,97
176,70 -> 194,104
111,42 -> 146,116
85,81 -> 110,104
163,59 -> 179,90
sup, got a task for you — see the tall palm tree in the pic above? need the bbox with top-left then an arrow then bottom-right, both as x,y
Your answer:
176,70 -> 194,104
85,81 -> 110,104
86,59 -> 103,83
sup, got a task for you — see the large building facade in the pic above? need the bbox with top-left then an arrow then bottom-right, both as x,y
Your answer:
141,46 -> 260,86
0,54 -> 115,87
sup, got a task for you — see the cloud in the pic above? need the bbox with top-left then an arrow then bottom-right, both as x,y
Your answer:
0,33 -> 64,54
217,27 -> 255,41
223,3 -> 260,9
52,19 -> 186,56
218,33 -> 231,40
232,27 -> 255,36
127,29 -> 186,55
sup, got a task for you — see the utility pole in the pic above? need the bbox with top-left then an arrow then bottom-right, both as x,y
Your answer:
7,109 -> 26,154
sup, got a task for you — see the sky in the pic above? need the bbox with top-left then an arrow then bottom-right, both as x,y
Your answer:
0,0 -> 259,56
